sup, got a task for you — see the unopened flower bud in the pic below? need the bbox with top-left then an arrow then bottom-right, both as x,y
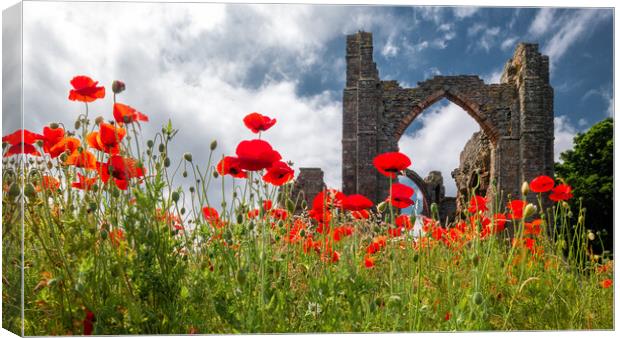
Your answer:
74,120 -> 81,129
49,122 -> 60,129
587,231 -> 596,241
521,181 -> 530,196
94,116 -> 104,125
183,152 -> 193,162
210,140 -> 218,151
163,157 -> 171,168
377,200 -> 388,213
523,203 -> 537,219
171,191 -> 180,203
213,171 -> 219,178
35,140 -> 44,147
431,203 -> 439,217
473,292 -> 484,305
24,183 -> 36,198
147,140 -> 154,148
112,80 -> 126,94
8,183 -> 20,198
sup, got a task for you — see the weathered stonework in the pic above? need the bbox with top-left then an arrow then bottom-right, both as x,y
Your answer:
341,31 -> 554,213
290,168 -> 326,212
451,131 -> 492,214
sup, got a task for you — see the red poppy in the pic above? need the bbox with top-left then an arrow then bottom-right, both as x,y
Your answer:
367,236 -> 387,254
247,209 -> 260,219
87,122 -> 126,155
83,310 -> 96,335
303,236 -> 321,254
109,228 -> 125,247
69,76 -> 105,103
235,139 -> 282,171
263,161 -> 294,186
530,175 -> 555,193
524,219 -> 543,236
507,200 -> 526,219
2,129 -> 43,157
445,312 -> 451,321
202,206 -> 220,222
364,255 -> 375,268
468,195 -> 488,213
351,209 -> 370,219
97,155 -> 145,190
270,208 -> 288,220
373,152 -> 411,178
332,225 -> 354,241
243,112 -> 277,133
216,156 -> 247,178
389,183 -> 414,209
395,214 -> 413,230
66,150 -> 97,170
263,200 -> 273,210
312,189 -> 345,212
493,213 -> 507,233
549,184 -> 573,202
42,126 -> 65,154
113,103 -> 149,124
600,279 -> 613,289
49,137 -> 81,158
72,173 -> 97,190
343,194 -> 373,211
330,250 -> 341,263
36,175 -> 60,192
287,219 -> 307,243
388,226 -> 403,237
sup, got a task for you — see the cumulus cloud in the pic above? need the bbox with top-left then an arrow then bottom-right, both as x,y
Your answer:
20,2 -> 408,208
554,116 -> 578,162
398,101 -> 480,196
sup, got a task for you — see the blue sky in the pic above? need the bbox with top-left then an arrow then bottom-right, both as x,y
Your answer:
6,2 -> 614,207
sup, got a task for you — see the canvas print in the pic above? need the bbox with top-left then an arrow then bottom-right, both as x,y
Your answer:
1,1 -> 614,335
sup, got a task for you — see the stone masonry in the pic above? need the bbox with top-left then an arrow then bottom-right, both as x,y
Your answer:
340,31 -> 554,215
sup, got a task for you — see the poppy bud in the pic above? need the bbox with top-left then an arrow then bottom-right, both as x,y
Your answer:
430,203 -> 439,218
213,171 -> 219,178
8,183 -> 20,198
587,231 -> 596,241
49,122 -> 60,129
164,157 -> 171,168
24,183 -> 36,198
74,120 -> 81,130
182,171 -> 188,178
183,152 -> 193,162
158,144 -> 165,153
35,139 -> 44,147
112,80 -> 126,94
521,181 -> 530,196
301,200 -> 307,210
147,140 -> 154,148
286,199 -> 295,213
377,201 -> 388,213
236,269 -> 247,285
100,229 -> 108,240
472,292 -> 484,305
171,191 -> 180,203
221,201 -> 227,208
47,161 -> 53,170
236,213 -> 243,224
189,186 -> 195,193
210,140 -> 217,151
94,116 -> 104,125
232,192 -> 237,198
180,207 -> 186,215
523,203 -> 537,219
561,201 -> 569,209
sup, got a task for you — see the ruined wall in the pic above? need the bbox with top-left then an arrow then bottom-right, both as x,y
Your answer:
452,130 -> 493,214
290,168 -> 325,213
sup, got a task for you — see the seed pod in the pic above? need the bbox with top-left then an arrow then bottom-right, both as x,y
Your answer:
49,122 -> 60,129
180,207 -> 186,215
189,186 -> 195,193
182,171 -> 188,178
147,140 -> 154,148
94,116 -> 104,125
473,292 -> 483,305
210,140 -> 218,151
158,143 -> 165,153
74,120 -> 81,129
171,191 -> 180,203
183,152 -> 193,162
164,157 -> 171,168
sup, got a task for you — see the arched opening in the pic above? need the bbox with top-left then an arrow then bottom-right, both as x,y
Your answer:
397,97 -> 495,221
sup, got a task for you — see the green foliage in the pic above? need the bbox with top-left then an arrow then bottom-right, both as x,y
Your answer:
555,118 -> 613,253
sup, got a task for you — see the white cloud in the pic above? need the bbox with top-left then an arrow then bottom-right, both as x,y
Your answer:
543,9 -> 611,68
20,2 -> 408,209
467,24 -> 500,52
453,7 -> 478,19
554,116 -> 578,162
500,37 -> 518,51
529,8 -> 556,37
398,101 -> 480,196
482,68 -> 503,84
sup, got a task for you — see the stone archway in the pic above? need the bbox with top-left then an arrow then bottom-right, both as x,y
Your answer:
341,31 -> 554,209
403,169 -> 431,216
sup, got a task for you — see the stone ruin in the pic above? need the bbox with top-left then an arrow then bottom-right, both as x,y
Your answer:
291,31 -> 554,220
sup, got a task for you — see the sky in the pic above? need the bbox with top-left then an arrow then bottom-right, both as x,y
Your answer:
3,1 -> 614,209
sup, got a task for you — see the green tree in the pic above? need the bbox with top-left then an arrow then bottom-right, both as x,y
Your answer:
555,117 -> 613,253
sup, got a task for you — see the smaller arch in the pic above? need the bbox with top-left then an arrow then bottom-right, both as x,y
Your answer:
404,169 -> 431,216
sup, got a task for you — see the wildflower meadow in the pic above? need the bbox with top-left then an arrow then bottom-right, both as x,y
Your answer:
1,76 -> 614,335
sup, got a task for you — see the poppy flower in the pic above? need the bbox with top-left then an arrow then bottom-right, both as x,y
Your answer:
364,255 -> 375,268
243,112 -> 277,133
113,103 -> 149,124
493,213 -> 507,233
468,195 -> 488,213
351,209 -> 370,219
367,236 -> 387,254
69,76 -> 105,102
202,206 -> 220,222
72,173 -> 98,190
66,150 -> 97,170
373,152 -> 411,178
395,214 -> 412,230
261,200 -> 273,211
343,194 -> 373,211
216,156 -> 247,178
87,122 -> 126,155
330,250 -> 341,263
41,126 -> 65,154
37,176 -> 60,192
507,200 -> 526,219
98,155 -> 145,190
549,184 -> 573,202
235,139 -> 282,171
389,183 -> 414,209
312,189 -> 345,212
303,236 -> 321,254
530,175 -> 555,193
524,219 -> 543,236
49,137 -> 81,158
332,225 -> 354,241
109,228 -> 125,247
2,129 -> 43,157
247,209 -> 260,219
600,279 -> 613,289
287,219 -> 307,243
270,208 -> 288,220
388,226 -> 403,237
83,310 -> 96,335
263,161 -> 294,186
